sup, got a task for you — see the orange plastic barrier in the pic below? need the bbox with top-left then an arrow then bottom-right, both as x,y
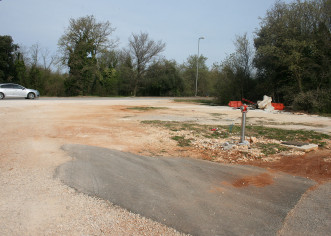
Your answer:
271,103 -> 284,110
228,101 -> 243,108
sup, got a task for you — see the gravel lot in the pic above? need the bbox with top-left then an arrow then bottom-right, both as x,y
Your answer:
0,98 -> 330,235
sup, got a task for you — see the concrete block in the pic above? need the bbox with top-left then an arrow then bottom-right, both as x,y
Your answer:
281,142 -> 319,152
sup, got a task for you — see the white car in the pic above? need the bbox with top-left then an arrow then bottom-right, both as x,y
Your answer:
0,83 -> 40,99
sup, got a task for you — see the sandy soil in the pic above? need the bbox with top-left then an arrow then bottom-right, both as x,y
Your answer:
0,98 -> 330,235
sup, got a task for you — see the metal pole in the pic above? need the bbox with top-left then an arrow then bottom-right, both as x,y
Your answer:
195,39 -> 200,97
240,112 -> 246,143
239,105 -> 249,145
195,37 -> 204,97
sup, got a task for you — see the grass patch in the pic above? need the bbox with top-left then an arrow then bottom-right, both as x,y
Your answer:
142,120 -> 231,138
171,135 -> 192,147
253,120 -> 326,128
127,106 -> 168,111
256,143 -> 290,155
142,120 -> 329,145
210,113 -> 226,118
245,126 -> 329,145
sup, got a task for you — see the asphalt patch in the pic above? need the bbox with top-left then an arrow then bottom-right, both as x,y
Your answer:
55,144 -> 315,236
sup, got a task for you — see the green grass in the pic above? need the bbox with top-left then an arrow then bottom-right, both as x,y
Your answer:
253,120 -> 327,128
142,120 -> 330,147
245,125 -> 329,145
142,120 -> 231,138
210,113 -> 226,118
171,135 -> 192,147
256,143 -> 290,155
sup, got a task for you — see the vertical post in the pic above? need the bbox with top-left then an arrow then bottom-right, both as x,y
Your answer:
240,111 -> 246,143
195,37 -> 204,97
240,104 -> 249,145
195,41 -> 199,97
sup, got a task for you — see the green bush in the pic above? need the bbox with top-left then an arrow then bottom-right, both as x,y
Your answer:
292,89 -> 331,114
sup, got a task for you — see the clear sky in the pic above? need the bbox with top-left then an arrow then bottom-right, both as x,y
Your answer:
0,0 -> 294,68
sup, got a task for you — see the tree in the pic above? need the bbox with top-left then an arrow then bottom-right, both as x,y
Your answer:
254,0 -> 331,104
28,65 -> 44,94
214,33 -> 256,104
58,15 -> 116,95
40,47 -> 56,71
233,33 -> 254,98
13,52 -> 27,86
117,51 -> 135,96
29,43 -> 40,67
214,55 -> 242,104
94,50 -> 119,96
142,59 -> 183,96
0,35 -> 67,97
0,35 -> 19,82
127,32 -> 166,96
181,55 -> 209,96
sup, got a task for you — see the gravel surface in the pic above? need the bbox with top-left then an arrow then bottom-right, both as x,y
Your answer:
0,98 -> 330,235
0,168 -> 182,235
0,99 -> 186,235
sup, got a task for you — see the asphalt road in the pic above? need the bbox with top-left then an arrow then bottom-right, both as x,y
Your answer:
55,144 -> 326,236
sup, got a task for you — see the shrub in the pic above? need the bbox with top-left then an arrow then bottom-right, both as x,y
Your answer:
292,89 -> 331,114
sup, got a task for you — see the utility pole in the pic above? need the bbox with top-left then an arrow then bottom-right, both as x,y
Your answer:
195,36 -> 205,97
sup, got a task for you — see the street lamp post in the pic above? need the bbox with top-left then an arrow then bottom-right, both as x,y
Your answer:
195,36 -> 205,97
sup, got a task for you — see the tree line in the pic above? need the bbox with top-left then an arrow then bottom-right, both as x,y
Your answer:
0,0 -> 330,113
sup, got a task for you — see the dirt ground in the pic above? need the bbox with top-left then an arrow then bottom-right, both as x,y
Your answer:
0,98 -> 330,235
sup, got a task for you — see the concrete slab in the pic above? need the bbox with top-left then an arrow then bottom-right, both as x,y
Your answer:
282,141 -> 319,152
55,144 -> 316,236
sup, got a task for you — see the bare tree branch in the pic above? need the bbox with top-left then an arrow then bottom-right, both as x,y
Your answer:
41,48 -> 57,70
29,43 -> 40,66
127,32 -> 165,96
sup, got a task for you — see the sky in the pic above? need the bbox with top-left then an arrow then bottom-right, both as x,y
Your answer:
0,0 -> 294,68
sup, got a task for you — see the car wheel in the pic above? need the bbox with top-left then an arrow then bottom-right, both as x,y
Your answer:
27,92 -> 35,99
0,92 -> 4,99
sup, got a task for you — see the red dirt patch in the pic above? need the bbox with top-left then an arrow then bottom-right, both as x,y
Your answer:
246,150 -> 331,183
231,173 -> 274,188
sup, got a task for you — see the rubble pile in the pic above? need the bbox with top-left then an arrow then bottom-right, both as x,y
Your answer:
257,95 -> 274,112
170,128 -> 307,164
